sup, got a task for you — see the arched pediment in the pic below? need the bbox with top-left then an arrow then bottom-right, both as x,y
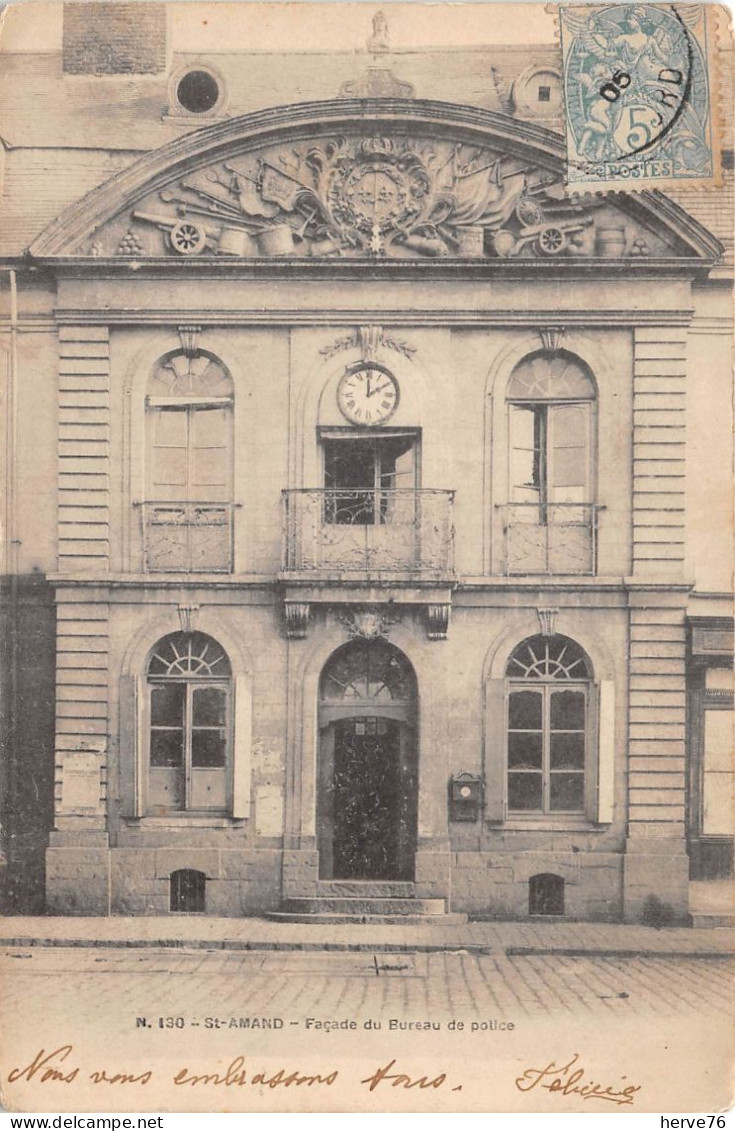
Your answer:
30,98 -> 722,264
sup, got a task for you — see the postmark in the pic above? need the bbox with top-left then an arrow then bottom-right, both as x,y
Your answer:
559,4 -> 720,189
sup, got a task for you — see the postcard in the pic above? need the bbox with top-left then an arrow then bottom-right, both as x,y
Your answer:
0,0 -> 733,1115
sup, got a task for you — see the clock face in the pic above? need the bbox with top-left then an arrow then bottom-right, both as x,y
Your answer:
337,365 -> 399,426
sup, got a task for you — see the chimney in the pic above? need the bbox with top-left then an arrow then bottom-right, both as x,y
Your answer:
62,3 -> 168,75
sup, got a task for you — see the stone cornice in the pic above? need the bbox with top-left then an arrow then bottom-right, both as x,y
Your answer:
47,307 -> 695,328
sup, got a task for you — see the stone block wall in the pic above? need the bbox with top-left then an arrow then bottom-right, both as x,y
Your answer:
109,847 -> 281,916
451,850 -> 623,921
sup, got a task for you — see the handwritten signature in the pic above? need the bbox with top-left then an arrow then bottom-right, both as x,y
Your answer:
8,1047 -> 462,1094
515,1053 -> 641,1106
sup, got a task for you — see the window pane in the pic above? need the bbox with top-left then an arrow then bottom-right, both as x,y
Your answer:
703,710 -> 733,773
702,709 -> 734,835
550,732 -> 585,771
192,407 -> 229,446
192,729 -> 226,768
152,409 -> 188,446
550,772 -> 585,811
379,436 -> 416,490
150,728 -> 184,767
550,689 -> 585,730
324,441 -> 376,491
508,772 -> 542,810
509,689 -> 543,730
191,408 -> 230,489
152,448 -> 188,490
549,404 -> 588,501
150,683 -> 185,727
192,686 -> 226,727
508,731 -> 542,769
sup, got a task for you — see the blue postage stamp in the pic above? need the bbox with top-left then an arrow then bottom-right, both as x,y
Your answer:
559,4 -> 719,188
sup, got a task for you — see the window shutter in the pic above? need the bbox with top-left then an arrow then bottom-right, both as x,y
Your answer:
596,680 -> 615,824
484,678 -> 507,822
119,674 -> 145,817
231,674 -> 252,819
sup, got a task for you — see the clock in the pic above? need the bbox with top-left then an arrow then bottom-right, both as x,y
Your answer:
336,363 -> 399,426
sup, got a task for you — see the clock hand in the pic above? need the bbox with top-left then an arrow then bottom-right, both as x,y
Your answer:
368,383 -> 391,397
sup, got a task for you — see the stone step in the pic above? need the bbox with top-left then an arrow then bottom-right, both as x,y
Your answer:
690,912 -> 735,928
266,911 -> 469,925
283,897 -> 446,916
316,881 -> 415,898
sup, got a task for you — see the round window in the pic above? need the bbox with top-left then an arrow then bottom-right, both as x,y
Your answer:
176,69 -> 221,114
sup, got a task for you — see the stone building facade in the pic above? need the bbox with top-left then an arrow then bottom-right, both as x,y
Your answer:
0,4 -> 732,922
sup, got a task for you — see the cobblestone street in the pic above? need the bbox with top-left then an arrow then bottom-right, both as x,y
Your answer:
2,944 -> 732,1113
2,944 -> 731,1021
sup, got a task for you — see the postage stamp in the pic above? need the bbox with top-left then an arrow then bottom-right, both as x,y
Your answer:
559,3 -> 721,189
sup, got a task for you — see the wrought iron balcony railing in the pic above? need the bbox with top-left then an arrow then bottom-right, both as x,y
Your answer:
500,502 -> 599,575
282,489 -> 455,574
141,501 -> 234,573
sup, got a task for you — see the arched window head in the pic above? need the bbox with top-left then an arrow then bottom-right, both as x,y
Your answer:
506,351 -> 597,575
505,634 -> 592,815
148,631 -> 232,679
506,634 -> 593,681
320,641 -> 415,704
148,351 -> 233,399
507,350 -> 595,402
146,632 -> 231,814
145,351 -> 234,573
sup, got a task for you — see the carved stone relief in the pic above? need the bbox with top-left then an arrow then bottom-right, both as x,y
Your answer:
336,607 -> 401,640
89,130 -> 671,261
320,326 -> 416,361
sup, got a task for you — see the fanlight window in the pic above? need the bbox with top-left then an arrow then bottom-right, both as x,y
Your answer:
507,352 -> 596,402
505,634 -> 592,815
506,634 -> 592,680
149,352 -> 233,399
148,631 -> 232,678
321,641 -> 414,703
147,632 -> 231,814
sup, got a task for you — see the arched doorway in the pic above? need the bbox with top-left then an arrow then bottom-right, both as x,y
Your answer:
317,640 -> 418,881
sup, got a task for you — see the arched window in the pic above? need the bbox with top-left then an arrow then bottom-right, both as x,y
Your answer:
144,351 -> 233,572
506,351 -> 597,574
505,634 -> 592,815
146,631 -> 232,813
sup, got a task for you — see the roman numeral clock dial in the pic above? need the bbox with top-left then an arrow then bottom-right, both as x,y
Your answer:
337,364 -> 399,425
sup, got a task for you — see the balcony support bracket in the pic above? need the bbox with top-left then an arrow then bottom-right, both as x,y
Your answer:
285,601 -> 310,639
426,603 -> 451,641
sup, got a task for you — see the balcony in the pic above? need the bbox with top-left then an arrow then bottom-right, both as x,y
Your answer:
501,503 -> 599,576
282,489 -> 455,577
141,502 -> 233,573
